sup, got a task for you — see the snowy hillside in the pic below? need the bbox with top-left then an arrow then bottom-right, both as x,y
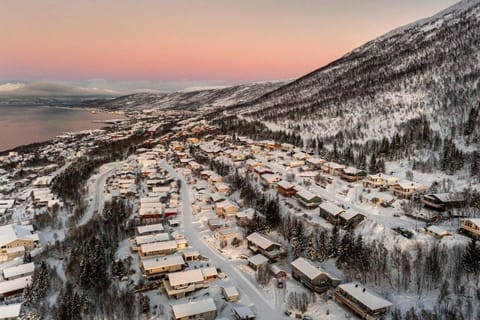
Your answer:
229,0 -> 480,150
83,81 -> 285,112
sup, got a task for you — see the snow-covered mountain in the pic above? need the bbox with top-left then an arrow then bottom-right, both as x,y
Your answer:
231,0 -> 480,147
83,81 -> 285,112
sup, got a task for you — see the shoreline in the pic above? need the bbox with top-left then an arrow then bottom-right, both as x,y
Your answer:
0,105 -> 127,154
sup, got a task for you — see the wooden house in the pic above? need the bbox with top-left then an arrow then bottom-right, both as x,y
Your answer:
291,257 -> 340,294
306,157 -> 326,169
460,219 -> 480,240
340,167 -> 367,182
233,306 -> 256,320
2,262 -> 35,281
0,224 -> 39,262
138,240 -> 179,259
296,188 -> 322,208
322,162 -> 345,176
277,181 -> 297,197
215,200 -> 239,218
222,286 -> 240,302
391,181 -> 427,198
421,193 -> 465,211
170,298 -> 217,320
247,254 -> 269,271
319,201 -> 345,223
363,173 -> 398,189
0,303 -> 22,320
246,232 -> 286,261
0,276 -> 32,299
141,255 -> 185,279
420,226 -> 451,239
334,283 -> 392,319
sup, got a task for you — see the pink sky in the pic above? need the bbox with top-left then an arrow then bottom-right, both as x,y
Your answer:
0,0 -> 458,86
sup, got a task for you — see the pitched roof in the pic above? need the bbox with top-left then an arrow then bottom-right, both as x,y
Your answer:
171,298 -> 216,319
338,283 -> 392,311
142,255 -> 185,271
2,262 -> 35,279
0,303 -> 22,319
246,232 -> 279,250
168,269 -> 204,287
140,240 -> 178,253
0,224 -> 38,248
319,201 -> 344,216
248,254 -> 268,266
291,257 -> 326,280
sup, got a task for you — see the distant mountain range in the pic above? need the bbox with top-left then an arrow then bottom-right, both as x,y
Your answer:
75,81 -> 285,112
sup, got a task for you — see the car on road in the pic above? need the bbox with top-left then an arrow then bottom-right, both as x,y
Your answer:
392,227 -> 414,239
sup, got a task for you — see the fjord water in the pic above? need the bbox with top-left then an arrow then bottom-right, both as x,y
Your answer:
0,105 -> 117,152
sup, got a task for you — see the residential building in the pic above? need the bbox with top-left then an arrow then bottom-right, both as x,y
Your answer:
2,262 -> 35,280
363,174 -> 398,189
421,193 -> 465,211
460,219 -> 480,240
170,298 -> 217,320
0,303 -> 22,320
391,181 -> 427,198
222,286 -> 240,302
246,232 -> 286,261
141,255 -> 185,278
334,283 -> 392,319
291,257 -> 340,294
247,254 -> 269,271
0,224 -> 39,262
340,167 -> 367,182
295,189 -> 322,208
277,181 -> 297,197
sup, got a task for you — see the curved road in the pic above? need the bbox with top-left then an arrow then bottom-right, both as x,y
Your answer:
79,160 -> 126,226
161,160 -> 287,319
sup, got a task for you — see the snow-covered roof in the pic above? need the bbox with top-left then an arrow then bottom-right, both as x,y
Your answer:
325,162 -> 345,169
210,193 -> 225,203
201,267 -> 218,278
0,303 -> 22,319
291,257 -> 326,280
426,226 -> 450,236
338,283 -> 392,311
168,269 -> 204,287
135,233 -> 170,245
342,166 -> 365,175
277,180 -> 295,190
340,208 -> 364,221
319,201 -> 344,216
222,286 -> 239,297
0,224 -> 38,248
2,262 -> 35,280
182,249 -> 200,257
233,306 -> 255,319
0,276 -> 32,296
136,223 -> 164,235
216,200 -> 239,210
142,255 -> 185,271
140,240 -> 177,253
248,254 -> 268,266
296,188 -> 319,202
465,218 -> 480,227
246,232 -> 280,250
171,298 -> 216,319
428,193 -> 464,203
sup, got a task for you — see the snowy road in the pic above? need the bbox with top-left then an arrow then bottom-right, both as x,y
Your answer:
161,161 -> 288,320
79,160 -> 125,226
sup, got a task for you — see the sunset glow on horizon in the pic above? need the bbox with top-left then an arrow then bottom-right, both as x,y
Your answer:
1,0 -> 458,89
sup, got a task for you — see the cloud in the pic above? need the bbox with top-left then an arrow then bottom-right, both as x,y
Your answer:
0,81 -> 118,96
